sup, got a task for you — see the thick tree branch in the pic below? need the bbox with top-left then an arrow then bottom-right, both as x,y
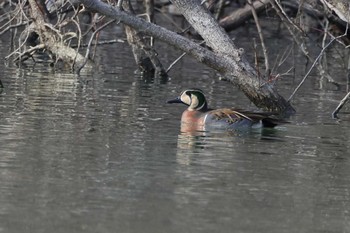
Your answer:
79,0 -> 232,73
78,0 -> 295,113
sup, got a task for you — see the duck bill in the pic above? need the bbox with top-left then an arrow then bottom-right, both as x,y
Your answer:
167,97 -> 182,104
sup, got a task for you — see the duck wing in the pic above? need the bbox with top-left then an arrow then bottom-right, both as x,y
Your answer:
209,108 -> 286,128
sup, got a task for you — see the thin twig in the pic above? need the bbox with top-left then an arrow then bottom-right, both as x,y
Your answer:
248,0 -> 270,77
78,19 -> 117,73
5,22 -> 33,61
252,38 -> 261,85
166,41 -> 205,73
332,92 -> 350,118
0,22 -> 28,35
166,52 -> 186,73
288,37 -> 337,102
70,19 -> 82,70
271,45 -> 293,73
154,8 -> 185,32
0,4 -> 22,31
272,0 -> 303,34
71,39 -> 125,48
270,0 -> 347,102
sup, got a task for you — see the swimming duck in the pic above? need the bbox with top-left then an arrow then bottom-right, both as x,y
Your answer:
167,88 -> 283,132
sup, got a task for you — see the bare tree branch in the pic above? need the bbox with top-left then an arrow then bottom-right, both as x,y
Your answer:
78,0 -> 294,113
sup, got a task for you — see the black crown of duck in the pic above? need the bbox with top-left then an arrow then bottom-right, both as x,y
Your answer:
167,88 -> 284,131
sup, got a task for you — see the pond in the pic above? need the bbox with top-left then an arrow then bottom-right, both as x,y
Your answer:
1,19 -> 350,233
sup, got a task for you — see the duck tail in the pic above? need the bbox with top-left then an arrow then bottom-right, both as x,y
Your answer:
261,117 -> 288,128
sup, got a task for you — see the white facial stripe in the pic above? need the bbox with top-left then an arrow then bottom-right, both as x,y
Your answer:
196,101 -> 206,110
190,95 -> 198,109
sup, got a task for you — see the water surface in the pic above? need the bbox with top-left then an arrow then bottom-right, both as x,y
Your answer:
1,18 -> 350,233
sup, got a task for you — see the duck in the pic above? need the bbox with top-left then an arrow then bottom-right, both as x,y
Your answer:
167,88 -> 284,132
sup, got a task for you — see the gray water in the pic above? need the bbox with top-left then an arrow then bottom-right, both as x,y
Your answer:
1,23 -> 350,233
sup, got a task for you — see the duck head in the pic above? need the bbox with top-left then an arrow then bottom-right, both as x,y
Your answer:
167,88 -> 208,111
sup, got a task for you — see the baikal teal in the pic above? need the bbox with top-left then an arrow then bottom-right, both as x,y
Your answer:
167,88 -> 285,133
